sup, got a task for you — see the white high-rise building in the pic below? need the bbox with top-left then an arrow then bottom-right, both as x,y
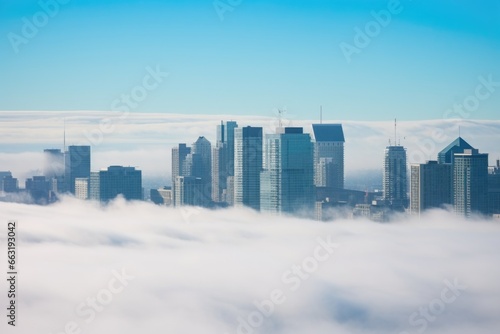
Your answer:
75,177 -> 89,200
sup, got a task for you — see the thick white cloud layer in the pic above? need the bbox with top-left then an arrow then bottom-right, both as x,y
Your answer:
1,112 -> 499,184
1,198 -> 499,334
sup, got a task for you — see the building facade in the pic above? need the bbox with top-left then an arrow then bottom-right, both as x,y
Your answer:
437,137 -> 473,164
90,166 -> 142,202
191,136 -> 212,205
174,176 -> 204,207
75,178 -> 89,200
383,145 -> 408,210
25,176 -> 52,203
410,161 -> 452,215
65,145 -> 91,194
488,160 -> 500,215
151,187 -> 173,206
1,173 -> 18,193
212,121 -> 238,203
234,126 -> 263,210
171,143 -> 191,205
453,149 -> 488,217
312,124 -> 345,189
260,127 -> 314,215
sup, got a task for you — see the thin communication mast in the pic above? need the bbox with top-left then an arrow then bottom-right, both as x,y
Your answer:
320,106 -> 323,124
394,118 -> 397,146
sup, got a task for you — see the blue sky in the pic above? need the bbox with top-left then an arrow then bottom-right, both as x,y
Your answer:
0,0 -> 499,120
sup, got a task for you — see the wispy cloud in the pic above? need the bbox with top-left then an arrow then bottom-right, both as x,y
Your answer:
0,198 -> 499,333
1,112 -> 499,183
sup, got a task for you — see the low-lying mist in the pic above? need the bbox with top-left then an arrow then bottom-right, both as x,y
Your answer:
1,197 -> 499,334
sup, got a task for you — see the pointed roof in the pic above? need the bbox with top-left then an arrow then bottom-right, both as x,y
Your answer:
437,137 -> 474,164
439,137 -> 472,154
312,124 -> 345,142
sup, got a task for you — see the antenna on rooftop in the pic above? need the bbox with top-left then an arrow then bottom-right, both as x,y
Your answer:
320,105 -> 323,124
394,118 -> 397,146
278,109 -> 284,129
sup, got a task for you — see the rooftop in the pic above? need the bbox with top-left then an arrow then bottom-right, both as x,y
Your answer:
439,137 -> 473,155
312,124 -> 345,142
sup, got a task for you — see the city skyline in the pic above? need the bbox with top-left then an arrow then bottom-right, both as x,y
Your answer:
1,2 -> 500,333
2,116 -> 499,220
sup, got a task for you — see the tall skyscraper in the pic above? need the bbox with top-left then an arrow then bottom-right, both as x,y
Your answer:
260,127 -> 314,215
410,161 -> 452,215
224,121 -> 238,176
453,149 -> 488,217
383,145 -> 408,210
312,124 -> 345,189
212,142 -> 227,202
171,143 -> 191,205
437,137 -> 477,208
212,121 -> 238,203
65,145 -> 91,194
234,126 -> 263,210
191,136 -> 212,204
90,166 -> 142,202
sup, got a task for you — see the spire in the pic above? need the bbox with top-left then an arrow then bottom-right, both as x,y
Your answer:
277,108 -> 285,134
394,118 -> 397,146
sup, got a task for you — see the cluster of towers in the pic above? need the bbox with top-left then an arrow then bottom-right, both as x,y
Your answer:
170,121 -> 345,216
2,119 -> 498,220
169,120 -> 500,220
0,145 -> 143,204
382,135 -> 499,218
410,137 -> 499,218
